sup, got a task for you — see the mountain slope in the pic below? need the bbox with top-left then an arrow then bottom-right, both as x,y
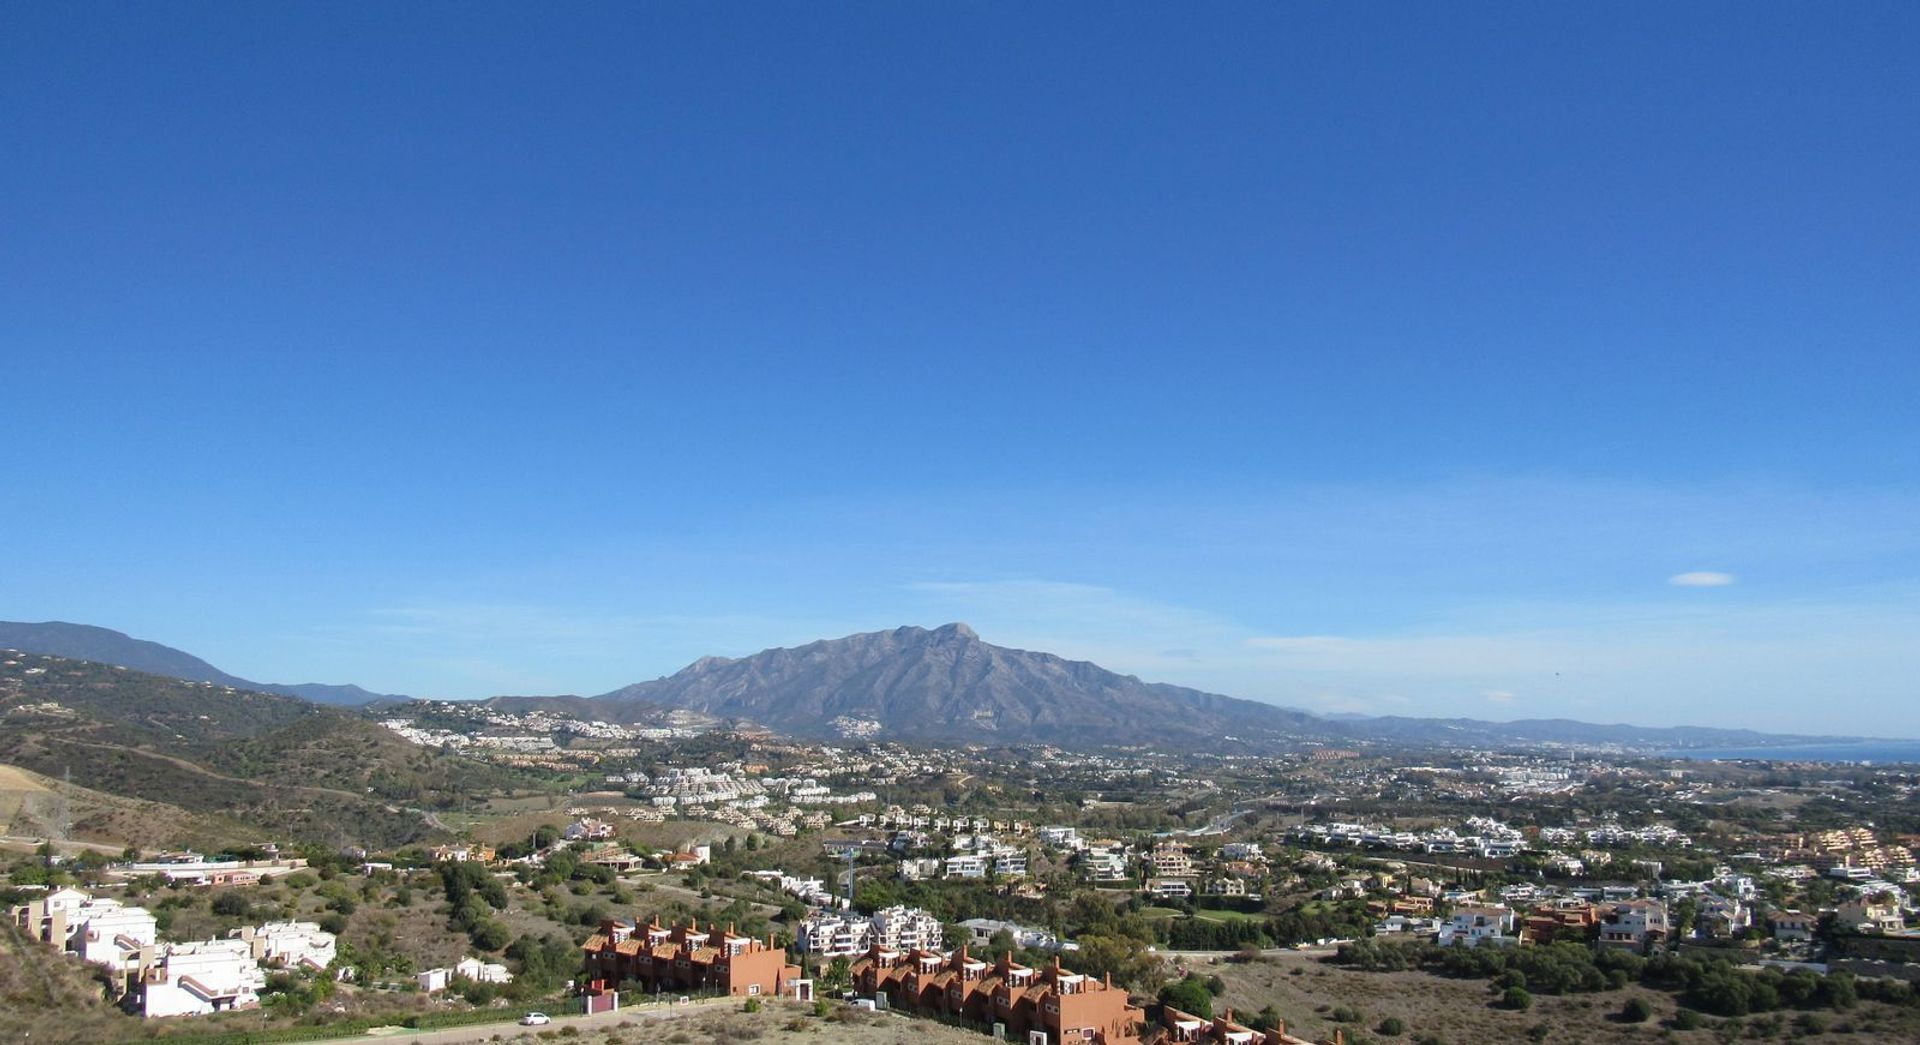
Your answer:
582,623 -> 1327,748
0,651 -> 520,847
545,623 -> 1873,753
0,620 -> 403,706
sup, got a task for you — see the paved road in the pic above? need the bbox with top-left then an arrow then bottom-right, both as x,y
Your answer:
315,997 -> 734,1045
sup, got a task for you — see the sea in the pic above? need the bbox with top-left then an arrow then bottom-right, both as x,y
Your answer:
1665,740 -> 1920,765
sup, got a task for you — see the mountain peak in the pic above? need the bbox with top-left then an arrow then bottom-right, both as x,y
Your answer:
588,621 -> 1321,748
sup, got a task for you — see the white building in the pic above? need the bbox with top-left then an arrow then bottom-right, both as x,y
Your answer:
139,939 -> 266,1018
1598,900 -> 1670,954
457,956 -> 513,983
957,918 -> 1068,953
1080,847 -> 1131,884
871,905 -> 943,952
564,818 -> 616,841
1437,906 -> 1517,948
417,957 -> 512,992
231,921 -> 336,971
1693,897 -> 1752,939
898,857 -> 943,881
71,899 -> 159,974
10,888 -> 158,980
1038,826 -> 1082,850
797,911 -> 873,957
799,906 -> 942,957
944,854 -> 989,879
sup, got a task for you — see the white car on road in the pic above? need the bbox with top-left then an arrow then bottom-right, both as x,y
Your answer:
520,1012 -> 551,1026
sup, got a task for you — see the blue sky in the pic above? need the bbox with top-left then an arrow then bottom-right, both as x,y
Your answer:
4,4 -> 1917,732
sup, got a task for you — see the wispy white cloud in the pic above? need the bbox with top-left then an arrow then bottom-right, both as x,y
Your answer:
1670,571 -> 1737,587
1483,689 -> 1517,703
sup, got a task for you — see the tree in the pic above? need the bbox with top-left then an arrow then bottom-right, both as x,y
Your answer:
1073,934 -> 1166,993
989,928 -> 1019,957
1159,975 -> 1213,1019
470,919 -> 512,951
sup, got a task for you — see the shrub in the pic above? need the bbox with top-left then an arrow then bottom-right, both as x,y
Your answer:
743,998 -> 761,1013
1159,975 -> 1214,1019
1248,1006 -> 1285,1032
1621,997 -> 1653,1023
1377,1016 -> 1406,1036
1501,987 -> 1532,1011
469,919 -> 512,951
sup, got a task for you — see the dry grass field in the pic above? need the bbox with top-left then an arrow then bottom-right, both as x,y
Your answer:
1203,951 -> 1920,1044
479,1003 -> 990,1045
0,761 -> 251,853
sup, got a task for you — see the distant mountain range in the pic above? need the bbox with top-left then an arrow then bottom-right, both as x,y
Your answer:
0,621 -> 402,706
497,622 -> 1327,749
1,618 -> 1870,752
498,622 -> 1858,752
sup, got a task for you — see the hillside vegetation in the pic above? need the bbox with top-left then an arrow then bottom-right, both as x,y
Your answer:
0,652 -> 532,848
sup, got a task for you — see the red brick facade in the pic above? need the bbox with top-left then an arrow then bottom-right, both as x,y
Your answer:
581,918 -> 803,1000
852,944 -> 1145,1044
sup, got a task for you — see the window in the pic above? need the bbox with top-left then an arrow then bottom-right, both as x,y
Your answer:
748,984 -> 760,995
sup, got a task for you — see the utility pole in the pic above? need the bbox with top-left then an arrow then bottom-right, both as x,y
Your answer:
55,766 -> 71,849
842,846 -> 859,909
